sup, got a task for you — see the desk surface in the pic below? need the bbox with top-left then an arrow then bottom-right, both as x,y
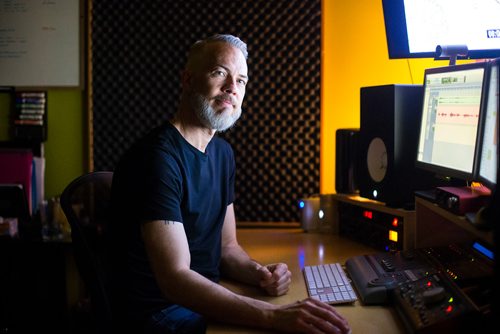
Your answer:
208,228 -> 406,333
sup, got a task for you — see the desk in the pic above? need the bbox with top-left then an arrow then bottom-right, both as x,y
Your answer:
208,228 -> 406,333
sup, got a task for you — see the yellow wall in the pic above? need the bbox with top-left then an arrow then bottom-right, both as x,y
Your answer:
0,93 -> 12,142
44,89 -> 85,199
321,0 -> 462,194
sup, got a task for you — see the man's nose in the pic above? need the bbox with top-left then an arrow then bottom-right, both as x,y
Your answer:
223,77 -> 237,94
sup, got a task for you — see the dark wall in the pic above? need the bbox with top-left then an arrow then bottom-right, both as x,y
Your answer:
91,0 -> 321,222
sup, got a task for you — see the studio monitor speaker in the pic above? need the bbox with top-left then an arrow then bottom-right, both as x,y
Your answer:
357,84 -> 436,208
336,128 -> 359,194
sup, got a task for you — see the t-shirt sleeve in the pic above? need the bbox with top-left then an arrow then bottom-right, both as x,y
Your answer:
135,148 -> 184,223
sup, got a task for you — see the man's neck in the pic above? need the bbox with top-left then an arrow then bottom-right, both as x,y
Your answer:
171,111 -> 215,153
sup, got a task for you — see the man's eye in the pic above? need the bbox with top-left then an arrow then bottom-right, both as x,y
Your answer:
214,70 -> 226,77
238,79 -> 247,86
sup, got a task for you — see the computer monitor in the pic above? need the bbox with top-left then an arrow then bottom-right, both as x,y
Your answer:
416,62 -> 488,182
477,59 -> 499,191
382,0 -> 500,60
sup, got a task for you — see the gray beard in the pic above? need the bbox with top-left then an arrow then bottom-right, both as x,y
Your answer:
191,93 -> 242,132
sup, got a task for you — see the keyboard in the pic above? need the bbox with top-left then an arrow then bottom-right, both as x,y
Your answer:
303,263 -> 358,304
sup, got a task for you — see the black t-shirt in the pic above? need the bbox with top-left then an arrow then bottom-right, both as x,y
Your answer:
109,122 -> 235,323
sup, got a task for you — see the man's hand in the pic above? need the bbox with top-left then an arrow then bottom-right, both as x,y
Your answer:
257,263 -> 292,296
271,298 -> 351,334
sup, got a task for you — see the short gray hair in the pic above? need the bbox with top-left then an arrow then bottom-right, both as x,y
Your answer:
186,34 -> 248,70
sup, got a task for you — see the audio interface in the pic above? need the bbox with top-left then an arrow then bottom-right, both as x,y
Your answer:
435,186 -> 490,215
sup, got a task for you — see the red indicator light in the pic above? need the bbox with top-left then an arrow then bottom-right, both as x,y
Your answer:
446,305 -> 453,313
392,218 -> 398,227
363,211 -> 373,219
426,281 -> 432,287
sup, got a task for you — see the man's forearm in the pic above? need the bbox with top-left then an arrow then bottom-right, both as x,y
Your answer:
164,266 -> 276,329
220,244 -> 263,285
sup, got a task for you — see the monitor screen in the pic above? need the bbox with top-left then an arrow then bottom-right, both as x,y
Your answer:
382,0 -> 500,59
416,62 -> 488,181
477,59 -> 499,190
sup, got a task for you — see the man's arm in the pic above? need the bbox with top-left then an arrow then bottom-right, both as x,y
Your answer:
141,213 -> 351,333
219,204 -> 292,296
141,218 -> 274,326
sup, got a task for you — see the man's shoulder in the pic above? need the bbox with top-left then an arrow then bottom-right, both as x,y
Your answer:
115,123 -> 177,165
147,121 -> 178,142
134,122 -> 180,152
207,136 -> 235,167
210,135 -> 233,152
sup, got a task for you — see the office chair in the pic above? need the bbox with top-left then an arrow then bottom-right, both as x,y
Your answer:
60,171 -> 113,333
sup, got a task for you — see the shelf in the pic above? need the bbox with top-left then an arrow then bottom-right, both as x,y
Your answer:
415,196 -> 493,248
331,193 -> 415,215
330,193 -> 416,251
331,193 -> 494,251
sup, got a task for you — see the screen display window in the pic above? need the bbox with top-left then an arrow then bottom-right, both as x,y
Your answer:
417,64 -> 486,179
404,0 -> 500,54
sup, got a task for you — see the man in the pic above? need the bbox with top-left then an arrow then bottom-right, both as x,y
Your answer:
109,34 -> 351,334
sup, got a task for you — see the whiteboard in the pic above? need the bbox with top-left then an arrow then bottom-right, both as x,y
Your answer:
0,0 -> 81,87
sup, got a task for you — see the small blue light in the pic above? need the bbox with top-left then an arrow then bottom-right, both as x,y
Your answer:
473,242 -> 494,260
298,247 -> 305,269
299,200 -> 305,208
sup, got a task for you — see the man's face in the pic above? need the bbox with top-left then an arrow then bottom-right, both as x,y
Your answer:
187,42 -> 248,131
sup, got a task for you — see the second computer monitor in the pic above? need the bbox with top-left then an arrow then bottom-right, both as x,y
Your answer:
416,62 -> 488,182
477,59 -> 499,191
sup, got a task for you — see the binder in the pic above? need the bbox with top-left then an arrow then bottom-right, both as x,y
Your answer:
0,148 -> 33,216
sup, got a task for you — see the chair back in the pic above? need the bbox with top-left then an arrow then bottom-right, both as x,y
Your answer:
60,171 -> 113,333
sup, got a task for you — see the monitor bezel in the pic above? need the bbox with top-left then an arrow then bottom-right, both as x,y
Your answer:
415,61 -> 489,182
382,0 -> 500,60
476,58 -> 500,191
